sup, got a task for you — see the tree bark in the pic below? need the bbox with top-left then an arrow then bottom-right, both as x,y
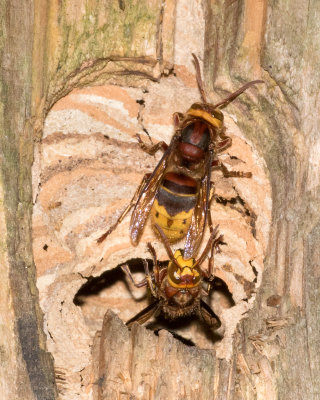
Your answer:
0,1 -> 57,399
203,0 -> 320,398
1,0 -> 319,399
204,0 -> 320,398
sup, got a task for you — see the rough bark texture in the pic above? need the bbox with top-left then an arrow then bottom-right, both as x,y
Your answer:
203,0 -> 320,398
32,0 -> 176,136
1,0 -> 319,399
0,0 -> 57,399
94,311 -> 217,400
32,0 -> 272,397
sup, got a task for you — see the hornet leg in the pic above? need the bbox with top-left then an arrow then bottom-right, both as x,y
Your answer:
199,299 -> 221,329
136,133 -> 168,155
211,159 -> 252,178
126,301 -> 160,329
147,242 -> 160,286
204,194 -> 224,280
121,263 -> 148,288
97,173 -> 151,243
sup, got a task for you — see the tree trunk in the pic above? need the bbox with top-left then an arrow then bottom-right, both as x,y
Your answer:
0,1 -> 57,399
1,0 -> 319,399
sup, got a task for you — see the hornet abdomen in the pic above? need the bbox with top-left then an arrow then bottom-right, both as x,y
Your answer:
151,172 -> 198,242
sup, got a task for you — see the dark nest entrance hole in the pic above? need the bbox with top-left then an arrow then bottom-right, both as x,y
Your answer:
73,258 -> 235,347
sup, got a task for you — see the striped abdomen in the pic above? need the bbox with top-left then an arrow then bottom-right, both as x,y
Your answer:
151,172 -> 198,242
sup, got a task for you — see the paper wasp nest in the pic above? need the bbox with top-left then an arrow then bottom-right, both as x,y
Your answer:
32,4 -> 271,399
33,77 -> 271,398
